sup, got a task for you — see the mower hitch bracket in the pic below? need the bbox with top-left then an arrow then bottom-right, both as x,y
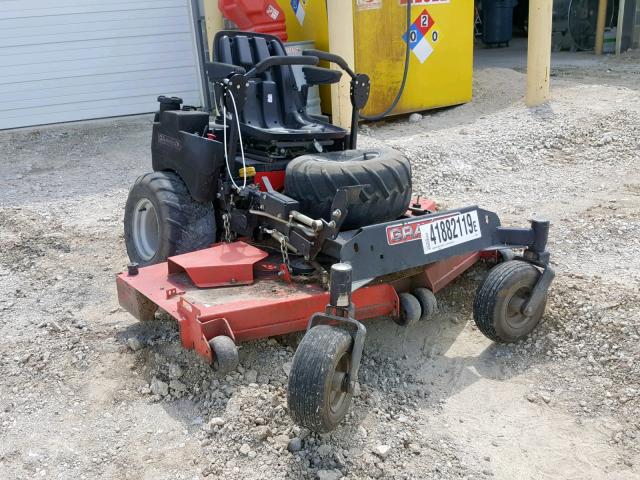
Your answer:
289,185 -> 363,261
495,218 -> 550,254
325,185 -> 363,236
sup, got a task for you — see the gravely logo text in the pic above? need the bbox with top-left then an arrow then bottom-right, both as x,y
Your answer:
386,214 -> 455,245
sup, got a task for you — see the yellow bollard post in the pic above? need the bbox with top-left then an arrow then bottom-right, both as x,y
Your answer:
326,0 -> 355,129
202,0 -> 223,60
526,0 -> 553,106
594,0 -> 608,55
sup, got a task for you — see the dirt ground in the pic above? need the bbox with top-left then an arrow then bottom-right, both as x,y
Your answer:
1,50 -> 639,480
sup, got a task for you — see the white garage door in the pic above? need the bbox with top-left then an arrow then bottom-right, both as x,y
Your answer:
0,0 -> 202,130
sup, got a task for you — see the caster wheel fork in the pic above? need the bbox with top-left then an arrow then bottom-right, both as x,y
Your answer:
287,263 -> 366,432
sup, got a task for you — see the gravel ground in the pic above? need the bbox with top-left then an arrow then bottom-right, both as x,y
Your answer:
1,52 -> 639,480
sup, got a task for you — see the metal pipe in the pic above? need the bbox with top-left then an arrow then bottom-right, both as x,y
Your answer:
616,0 -> 626,55
250,209 -> 318,238
290,211 -> 323,232
329,263 -> 352,308
249,209 -> 288,225
263,228 -> 300,254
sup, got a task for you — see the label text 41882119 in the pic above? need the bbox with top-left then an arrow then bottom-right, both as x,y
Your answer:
419,210 -> 481,254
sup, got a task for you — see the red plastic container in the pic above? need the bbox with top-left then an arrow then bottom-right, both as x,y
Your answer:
218,0 -> 288,42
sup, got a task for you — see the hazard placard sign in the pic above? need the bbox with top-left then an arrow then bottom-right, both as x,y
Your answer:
290,0 -> 306,25
402,9 -> 437,64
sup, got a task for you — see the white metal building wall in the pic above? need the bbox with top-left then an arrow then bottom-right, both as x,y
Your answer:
0,0 -> 202,130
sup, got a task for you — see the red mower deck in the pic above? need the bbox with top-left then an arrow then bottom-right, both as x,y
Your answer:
117,241 -> 479,365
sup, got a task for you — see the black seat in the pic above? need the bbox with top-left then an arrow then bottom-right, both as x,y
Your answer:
213,31 -> 347,144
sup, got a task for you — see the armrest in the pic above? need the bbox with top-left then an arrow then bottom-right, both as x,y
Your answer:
245,55 -> 318,77
303,66 -> 342,86
205,62 -> 246,81
303,49 -> 356,79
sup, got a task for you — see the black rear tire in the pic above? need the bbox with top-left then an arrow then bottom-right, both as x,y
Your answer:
288,326 -> 353,432
284,148 -> 412,230
473,260 -> 546,343
124,171 -> 215,266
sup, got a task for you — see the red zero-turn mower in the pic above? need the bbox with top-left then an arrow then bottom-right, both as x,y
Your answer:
117,31 -> 554,432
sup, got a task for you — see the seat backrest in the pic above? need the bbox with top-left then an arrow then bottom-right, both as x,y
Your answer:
214,31 -> 303,130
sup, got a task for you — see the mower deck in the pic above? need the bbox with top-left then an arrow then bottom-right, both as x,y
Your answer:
117,252 -> 397,362
117,241 -> 481,365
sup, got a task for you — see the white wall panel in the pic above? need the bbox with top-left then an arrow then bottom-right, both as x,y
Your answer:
0,0 -> 201,129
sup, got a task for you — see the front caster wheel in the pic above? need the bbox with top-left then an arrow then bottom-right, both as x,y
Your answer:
209,335 -> 238,374
473,260 -> 547,343
288,326 -> 353,432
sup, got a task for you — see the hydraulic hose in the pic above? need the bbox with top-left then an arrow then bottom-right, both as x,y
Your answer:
359,0 -> 413,121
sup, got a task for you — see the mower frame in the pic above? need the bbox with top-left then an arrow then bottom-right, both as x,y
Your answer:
117,203 -> 552,363
118,30 -> 555,432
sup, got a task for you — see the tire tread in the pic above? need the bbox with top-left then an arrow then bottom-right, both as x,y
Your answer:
284,149 -> 412,230
473,260 -> 541,343
124,171 -> 215,266
288,326 -> 353,432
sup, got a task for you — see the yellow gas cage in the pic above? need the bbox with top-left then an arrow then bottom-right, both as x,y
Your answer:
275,0 -> 474,118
